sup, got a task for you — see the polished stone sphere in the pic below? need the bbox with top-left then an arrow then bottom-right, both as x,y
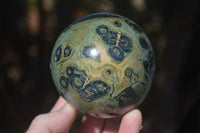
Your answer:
50,13 -> 155,118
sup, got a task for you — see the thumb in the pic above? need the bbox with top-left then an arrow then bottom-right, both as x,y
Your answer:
26,103 -> 77,133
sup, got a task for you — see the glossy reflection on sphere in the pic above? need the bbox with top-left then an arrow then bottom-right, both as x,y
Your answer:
50,13 -> 155,118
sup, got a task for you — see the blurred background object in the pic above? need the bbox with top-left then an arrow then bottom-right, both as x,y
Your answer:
0,0 -> 199,132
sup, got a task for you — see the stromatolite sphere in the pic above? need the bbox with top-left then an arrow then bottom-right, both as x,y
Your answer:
50,13 -> 155,118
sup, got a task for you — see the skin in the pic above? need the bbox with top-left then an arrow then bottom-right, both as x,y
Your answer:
26,97 -> 142,133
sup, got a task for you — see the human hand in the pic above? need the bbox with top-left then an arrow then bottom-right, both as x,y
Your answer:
26,96 -> 142,133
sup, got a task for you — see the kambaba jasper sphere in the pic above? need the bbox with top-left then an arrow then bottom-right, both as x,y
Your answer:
50,13 -> 155,118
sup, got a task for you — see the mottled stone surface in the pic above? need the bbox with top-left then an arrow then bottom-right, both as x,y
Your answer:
50,13 -> 155,118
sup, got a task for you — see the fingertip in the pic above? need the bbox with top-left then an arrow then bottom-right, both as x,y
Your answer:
123,109 -> 142,128
126,109 -> 142,123
27,102 -> 77,133
50,102 -> 77,132
119,109 -> 142,133
50,96 -> 66,112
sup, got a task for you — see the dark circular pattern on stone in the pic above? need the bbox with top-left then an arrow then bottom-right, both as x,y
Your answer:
96,25 -> 118,46
108,46 -> 124,62
139,38 -> 149,50
106,69 -> 111,75
54,45 -> 62,62
64,45 -> 72,57
80,80 -> 111,102
119,35 -> 132,53
71,74 -> 86,90
102,31 -> 118,46
113,20 -> 121,27
125,68 -> 133,78
66,66 -> 75,77
96,25 -> 109,35
59,76 -> 69,90
81,85 -> 97,102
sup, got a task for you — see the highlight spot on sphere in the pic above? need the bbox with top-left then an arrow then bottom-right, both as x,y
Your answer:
90,48 -> 98,57
82,46 -> 100,60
